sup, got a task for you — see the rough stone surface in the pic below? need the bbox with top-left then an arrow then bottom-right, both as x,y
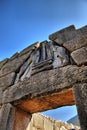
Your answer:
0,103 -> 14,130
73,83 -> 87,130
28,113 -> 80,130
0,25 -> 87,130
52,45 -> 69,68
0,72 -> 15,90
2,65 -> 87,106
49,25 -> 87,46
10,52 -> 19,60
49,25 -> 76,44
77,25 -> 87,35
13,107 -> 31,130
19,41 -> 40,56
0,52 -> 31,77
63,34 -> 87,52
71,46 -> 87,65
0,58 -> 9,70
0,103 -> 32,130
17,88 -> 74,113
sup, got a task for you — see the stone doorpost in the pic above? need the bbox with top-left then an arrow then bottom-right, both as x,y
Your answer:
73,83 -> 87,130
0,103 -> 32,130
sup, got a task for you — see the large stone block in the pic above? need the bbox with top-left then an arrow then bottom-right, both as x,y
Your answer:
73,83 -> 87,130
0,58 -> 9,70
0,51 -> 31,77
2,66 -> 87,110
44,116 -> 54,130
19,41 -> 39,56
52,45 -> 70,68
0,103 -> 14,130
13,107 -> 31,130
10,52 -> 19,60
60,126 -> 67,130
55,120 -> 61,129
0,72 -> 15,90
28,113 -> 80,130
77,25 -> 87,35
49,25 -> 76,44
32,113 -> 44,129
63,35 -> 87,52
71,46 -> 87,65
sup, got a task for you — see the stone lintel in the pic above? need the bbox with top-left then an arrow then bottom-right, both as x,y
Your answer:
1,65 -> 87,113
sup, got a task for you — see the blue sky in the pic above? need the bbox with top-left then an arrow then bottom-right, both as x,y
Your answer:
0,0 -> 87,121
42,106 -> 77,122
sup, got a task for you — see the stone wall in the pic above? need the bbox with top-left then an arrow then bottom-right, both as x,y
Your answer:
0,25 -> 87,130
27,113 -> 80,130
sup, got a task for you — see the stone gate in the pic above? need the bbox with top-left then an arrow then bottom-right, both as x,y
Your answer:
0,25 -> 87,130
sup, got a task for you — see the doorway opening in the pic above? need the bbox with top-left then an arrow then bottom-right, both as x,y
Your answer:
41,105 -> 78,123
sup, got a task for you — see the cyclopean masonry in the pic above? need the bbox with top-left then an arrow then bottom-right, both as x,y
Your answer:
0,25 -> 87,130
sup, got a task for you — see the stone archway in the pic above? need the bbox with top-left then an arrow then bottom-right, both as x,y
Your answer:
0,25 -> 87,130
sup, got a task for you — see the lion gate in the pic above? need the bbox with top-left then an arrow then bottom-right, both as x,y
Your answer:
0,25 -> 87,130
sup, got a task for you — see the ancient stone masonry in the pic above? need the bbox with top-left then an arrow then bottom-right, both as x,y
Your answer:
0,25 -> 87,130
27,113 -> 80,130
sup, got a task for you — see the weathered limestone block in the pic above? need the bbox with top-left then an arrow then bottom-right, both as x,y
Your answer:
15,53 -> 33,83
71,46 -> 87,65
49,25 -> 76,44
54,126 -> 60,130
77,25 -> 87,35
10,52 -> 19,61
52,45 -> 69,68
0,103 -> 14,130
63,34 -> 87,52
0,72 -> 15,90
19,41 -> 40,56
20,62 -> 33,81
32,113 -> 44,129
15,88 -> 74,113
40,41 -> 48,61
44,117 -> 54,130
28,113 -> 80,130
55,120 -> 61,129
2,65 -> 87,106
0,58 -> 9,70
32,41 -> 53,75
60,126 -> 67,130
0,105 -> 32,130
26,120 -> 33,130
0,51 -> 31,77
13,107 -> 32,130
32,41 -> 71,74
49,25 -> 87,46
31,127 -> 37,130
33,50 -> 40,64
65,123 -> 75,129
73,83 -> 87,130
45,42 -> 53,59
32,59 -> 53,75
